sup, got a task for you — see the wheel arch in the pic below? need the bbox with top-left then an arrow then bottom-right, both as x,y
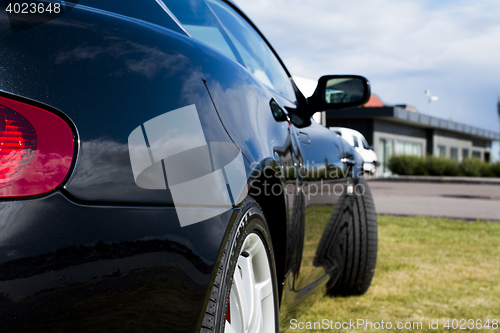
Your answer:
247,163 -> 288,304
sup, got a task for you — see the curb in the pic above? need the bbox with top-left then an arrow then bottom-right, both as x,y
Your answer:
377,213 -> 500,222
366,176 -> 500,185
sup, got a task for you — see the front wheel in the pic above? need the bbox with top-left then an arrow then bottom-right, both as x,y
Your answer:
327,178 -> 378,296
201,198 -> 279,333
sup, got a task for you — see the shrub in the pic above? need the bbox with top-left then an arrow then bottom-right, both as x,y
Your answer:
480,162 -> 496,177
444,159 -> 461,176
425,156 -> 460,176
459,158 -> 494,177
387,155 -> 499,177
491,161 -> 500,177
387,155 -> 426,175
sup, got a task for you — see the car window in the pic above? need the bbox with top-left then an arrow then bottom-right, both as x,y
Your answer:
162,0 -> 239,62
206,0 -> 296,101
361,137 -> 369,149
353,135 -> 359,148
79,0 -> 185,34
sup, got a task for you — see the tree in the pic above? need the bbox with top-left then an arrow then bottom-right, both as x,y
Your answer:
498,97 -> 500,123
498,97 -> 500,120
498,97 -> 500,160
498,97 -> 500,133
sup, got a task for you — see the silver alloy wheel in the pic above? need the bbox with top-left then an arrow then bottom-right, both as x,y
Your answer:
224,233 -> 275,333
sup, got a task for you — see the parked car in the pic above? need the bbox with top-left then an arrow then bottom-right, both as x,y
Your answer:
330,127 -> 379,174
0,1 -> 377,332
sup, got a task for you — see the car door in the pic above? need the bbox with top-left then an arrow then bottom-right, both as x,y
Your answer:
165,0 -> 352,313
206,0 -> 356,295
195,0 -> 306,283
198,0 -> 324,289
163,0 -> 303,277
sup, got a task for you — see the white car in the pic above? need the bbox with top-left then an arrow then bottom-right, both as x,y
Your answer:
330,127 -> 379,174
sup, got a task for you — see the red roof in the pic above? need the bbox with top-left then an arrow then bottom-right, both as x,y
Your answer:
363,95 -> 384,107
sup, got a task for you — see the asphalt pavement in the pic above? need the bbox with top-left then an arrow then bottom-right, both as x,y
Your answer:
368,180 -> 500,221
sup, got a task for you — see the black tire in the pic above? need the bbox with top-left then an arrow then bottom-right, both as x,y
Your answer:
327,178 -> 378,296
201,198 -> 279,333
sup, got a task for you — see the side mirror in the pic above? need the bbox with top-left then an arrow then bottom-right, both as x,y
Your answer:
308,75 -> 371,113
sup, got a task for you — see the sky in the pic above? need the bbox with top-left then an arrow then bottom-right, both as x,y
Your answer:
232,0 -> 500,161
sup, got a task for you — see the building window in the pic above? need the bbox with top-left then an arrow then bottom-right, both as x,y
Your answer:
462,148 -> 469,159
472,150 -> 482,159
450,147 -> 458,161
437,145 -> 446,157
378,138 -> 394,174
395,140 -> 423,156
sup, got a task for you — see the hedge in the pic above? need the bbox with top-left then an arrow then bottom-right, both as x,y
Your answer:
387,155 -> 500,177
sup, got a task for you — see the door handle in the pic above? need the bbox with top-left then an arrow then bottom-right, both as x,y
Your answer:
341,158 -> 356,166
298,132 -> 310,145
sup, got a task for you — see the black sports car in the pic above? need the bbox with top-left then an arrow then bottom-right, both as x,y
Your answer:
0,1 -> 377,332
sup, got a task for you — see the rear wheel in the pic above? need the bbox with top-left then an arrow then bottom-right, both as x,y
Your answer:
201,198 -> 279,333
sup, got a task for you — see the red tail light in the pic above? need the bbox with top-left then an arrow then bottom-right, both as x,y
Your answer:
0,95 -> 75,198
0,106 -> 37,180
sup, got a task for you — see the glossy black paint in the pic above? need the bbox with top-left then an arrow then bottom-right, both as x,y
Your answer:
0,192 -> 236,332
0,0 -> 369,331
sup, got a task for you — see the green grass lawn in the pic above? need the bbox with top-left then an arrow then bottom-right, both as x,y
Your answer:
283,215 -> 500,332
